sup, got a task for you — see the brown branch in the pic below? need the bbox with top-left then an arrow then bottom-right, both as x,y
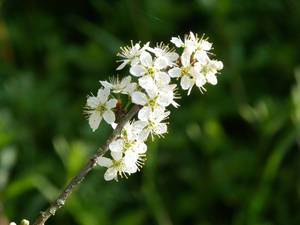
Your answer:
33,104 -> 142,225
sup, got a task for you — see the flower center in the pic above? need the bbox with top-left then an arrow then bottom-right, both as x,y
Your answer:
96,104 -> 107,115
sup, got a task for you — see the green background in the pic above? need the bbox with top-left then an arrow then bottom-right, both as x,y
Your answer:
1,0 -> 300,224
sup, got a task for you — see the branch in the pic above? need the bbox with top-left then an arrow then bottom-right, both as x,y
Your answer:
33,104 -> 142,225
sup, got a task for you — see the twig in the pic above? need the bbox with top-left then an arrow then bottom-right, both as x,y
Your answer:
33,104 -> 142,225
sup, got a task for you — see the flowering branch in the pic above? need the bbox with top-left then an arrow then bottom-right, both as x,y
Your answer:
32,104 -> 142,225
11,31 -> 223,225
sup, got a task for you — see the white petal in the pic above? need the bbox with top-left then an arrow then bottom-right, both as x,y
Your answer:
99,80 -> 113,89
124,150 -> 139,165
131,58 -> 140,66
87,96 -> 99,108
89,111 -> 102,132
157,93 -> 172,107
116,60 -> 130,70
97,88 -> 110,104
140,51 -> 152,67
166,52 -> 179,62
154,57 -> 168,70
133,120 -> 148,131
123,82 -> 137,95
206,73 -> 218,85
133,141 -> 147,153
104,167 -> 118,181
216,61 -> 223,70
155,72 -> 170,84
129,65 -> 147,77
131,91 -> 148,105
211,60 -> 223,70
138,106 -> 151,121
145,86 -> 158,99
111,151 -> 123,161
150,47 -> 163,56
194,50 -> 209,64
201,40 -> 212,51
106,98 -> 117,109
155,123 -> 167,134
103,110 -> 115,124
138,128 -> 150,141
97,157 -> 113,167
139,75 -> 156,91
123,163 -> 138,174
141,42 -> 150,51
109,139 -> 124,152
171,37 -> 184,47
111,122 -> 118,129
181,50 -> 191,67
168,67 -> 182,78
120,76 -> 131,86
189,31 -> 196,41
195,73 -> 207,87
153,106 -> 169,120
185,40 -> 196,53
180,76 -> 193,90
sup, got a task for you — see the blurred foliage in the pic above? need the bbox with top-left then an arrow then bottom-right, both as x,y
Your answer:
0,0 -> 300,225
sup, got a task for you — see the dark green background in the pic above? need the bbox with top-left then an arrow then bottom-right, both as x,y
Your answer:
1,0 -> 300,225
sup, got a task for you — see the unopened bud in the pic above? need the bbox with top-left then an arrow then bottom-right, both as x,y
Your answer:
9,222 -> 17,225
21,219 -> 30,225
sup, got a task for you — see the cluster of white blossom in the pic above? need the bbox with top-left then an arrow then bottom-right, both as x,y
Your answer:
85,32 -> 223,181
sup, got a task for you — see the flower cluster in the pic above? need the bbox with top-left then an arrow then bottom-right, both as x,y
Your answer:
85,32 -> 223,181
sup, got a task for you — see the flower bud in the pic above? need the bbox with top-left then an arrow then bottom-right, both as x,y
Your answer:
21,219 -> 30,225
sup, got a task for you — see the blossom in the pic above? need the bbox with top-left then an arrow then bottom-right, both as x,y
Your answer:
169,32 -> 223,94
129,49 -> 171,77
116,42 -> 150,70
100,76 -> 137,95
135,106 -> 170,140
88,31 -> 223,181
168,55 -> 203,95
147,44 -> 179,68
108,137 -> 147,169
86,88 -> 117,131
97,151 -> 123,181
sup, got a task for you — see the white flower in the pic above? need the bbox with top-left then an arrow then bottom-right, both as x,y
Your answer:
169,55 -> 200,95
129,49 -> 171,77
97,151 -> 122,181
100,76 -> 137,95
148,44 -> 179,68
135,106 -> 170,140
133,71 -> 178,108
86,88 -> 117,131
97,151 -> 138,181
122,121 -> 146,142
186,32 -> 212,55
199,59 -> 223,86
117,42 -> 150,70
171,32 -> 213,63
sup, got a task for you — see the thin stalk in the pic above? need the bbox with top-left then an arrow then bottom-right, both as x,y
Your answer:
33,104 -> 142,225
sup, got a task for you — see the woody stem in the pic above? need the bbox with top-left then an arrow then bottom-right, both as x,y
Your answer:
32,104 -> 142,225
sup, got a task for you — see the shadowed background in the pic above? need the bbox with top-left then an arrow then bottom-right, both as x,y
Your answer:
1,0 -> 300,225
